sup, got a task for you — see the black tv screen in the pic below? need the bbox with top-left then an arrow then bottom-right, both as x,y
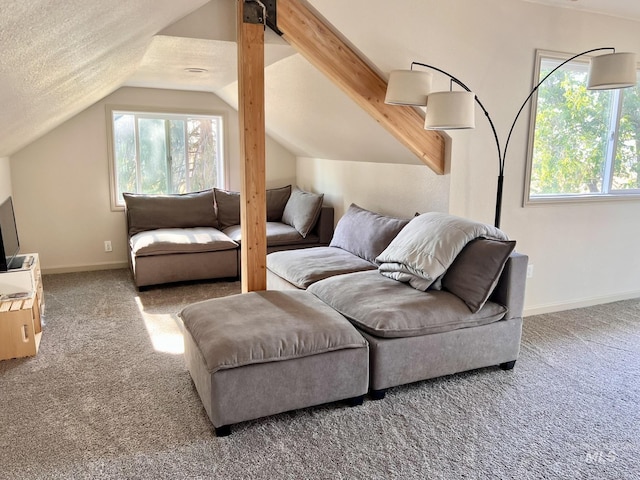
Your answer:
0,196 -> 20,271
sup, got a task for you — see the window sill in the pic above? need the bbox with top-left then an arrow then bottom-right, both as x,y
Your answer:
525,192 -> 640,206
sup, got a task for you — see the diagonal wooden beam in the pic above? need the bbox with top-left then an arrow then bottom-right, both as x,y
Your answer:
237,0 -> 267,292
275,0 -> 445,174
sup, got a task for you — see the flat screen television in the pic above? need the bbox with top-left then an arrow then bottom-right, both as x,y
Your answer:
0,196 -> 21,271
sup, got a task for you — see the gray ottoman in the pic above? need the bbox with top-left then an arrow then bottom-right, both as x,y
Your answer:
180,290 -> 369,436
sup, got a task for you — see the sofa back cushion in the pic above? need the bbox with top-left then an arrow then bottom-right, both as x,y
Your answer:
266,185 -> 292,221
281,187 -> 324,238
124,190 -> 216,236
215,185 -> 293,228
330,204 -> 409,264
214,188 -> 240,229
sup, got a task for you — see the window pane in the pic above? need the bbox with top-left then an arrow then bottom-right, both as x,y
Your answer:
169,120 -> 186,193
612,84 -> 640,191
110,109 -> 224,207
530,59 -> 613,196
188,118 -> 219,192
138,118 -> 168,194
113,113 -> 136,204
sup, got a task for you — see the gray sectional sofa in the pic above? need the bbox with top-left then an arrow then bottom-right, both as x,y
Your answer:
178,203 -> 528,435
267,204 -> 528,398
124,186 -> 333,288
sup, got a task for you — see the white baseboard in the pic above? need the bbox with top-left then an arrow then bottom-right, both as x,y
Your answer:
42,261 -> 129,275
524,290 -> 640,317
36,264 -> 640,316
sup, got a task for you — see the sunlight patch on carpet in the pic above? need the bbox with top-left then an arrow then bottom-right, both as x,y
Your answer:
135,296 -> 184,354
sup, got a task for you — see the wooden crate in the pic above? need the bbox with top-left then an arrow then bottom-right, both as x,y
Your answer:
0,295 -> 42,360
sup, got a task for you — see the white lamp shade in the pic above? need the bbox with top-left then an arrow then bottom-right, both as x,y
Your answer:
385,70 -> 433,106
587,52 -> 637,90
424,91 -> 476,130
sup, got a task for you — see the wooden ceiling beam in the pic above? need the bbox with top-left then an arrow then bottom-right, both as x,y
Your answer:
274,0 -> 445,174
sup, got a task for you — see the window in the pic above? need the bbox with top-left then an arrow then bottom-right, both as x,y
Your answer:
525,50 -> 640,202
107,107 -> 225,208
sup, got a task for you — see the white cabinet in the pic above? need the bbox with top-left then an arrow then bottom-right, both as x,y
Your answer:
0,254 -> 40,295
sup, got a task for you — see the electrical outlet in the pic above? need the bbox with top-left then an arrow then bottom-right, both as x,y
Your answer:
104,240 -> 112,252
526,264 -> 534,279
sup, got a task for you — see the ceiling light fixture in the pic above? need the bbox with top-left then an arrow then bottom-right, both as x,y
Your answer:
385,48 -> 637,228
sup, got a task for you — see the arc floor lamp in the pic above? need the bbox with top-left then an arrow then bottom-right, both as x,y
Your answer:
384,48 -> 637,229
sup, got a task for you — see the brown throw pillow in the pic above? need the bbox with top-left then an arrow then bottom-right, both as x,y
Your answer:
214,188 -> 240,229
441,238 -> 516,313
266,185 -> 292,222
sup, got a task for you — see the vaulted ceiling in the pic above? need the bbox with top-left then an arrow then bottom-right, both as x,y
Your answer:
2,0 -> 639,162
0,0 -> 211,157
2,0 -> 425,166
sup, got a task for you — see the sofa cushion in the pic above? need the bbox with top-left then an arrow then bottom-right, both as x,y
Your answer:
308,270 -> 507,338
441,238 -> 516,313
330,204 -> 409,264
124,190 -> 216,236
281,187 -> 324,238
265,222 -> 306,246
130,227 -> 238,256
214,188 -> 240,229
223,222 -> 306,246
180,290 -> 367,374
267,246 -> 378,289
266,185 -> 292,222
215,186 -> 293,227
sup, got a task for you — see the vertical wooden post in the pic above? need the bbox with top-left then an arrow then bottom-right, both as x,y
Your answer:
237,0 -> 267,292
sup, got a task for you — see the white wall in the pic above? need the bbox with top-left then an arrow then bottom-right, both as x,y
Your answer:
0,157 -> 11,203
10,87 -> 296,272
305,0 -> 640,314
297,157 -> 449,220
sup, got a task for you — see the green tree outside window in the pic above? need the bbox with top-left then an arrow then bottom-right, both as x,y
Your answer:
529,53 -> 640,199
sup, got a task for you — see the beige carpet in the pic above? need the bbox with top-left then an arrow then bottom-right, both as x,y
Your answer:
0,269 -> 638,479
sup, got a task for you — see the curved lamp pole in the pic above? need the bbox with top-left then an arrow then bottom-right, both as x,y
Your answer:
409,61 -> 504,227
387,48 -> 636,229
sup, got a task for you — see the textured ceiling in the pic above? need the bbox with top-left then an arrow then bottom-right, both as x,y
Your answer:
124,1 -> 294,93
0,0 -> 209,157
124,35 -> 294,93
0,0 -> 422,165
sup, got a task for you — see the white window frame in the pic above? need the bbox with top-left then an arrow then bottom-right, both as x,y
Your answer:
523,50 -> 640,206
106,105 -> 228,211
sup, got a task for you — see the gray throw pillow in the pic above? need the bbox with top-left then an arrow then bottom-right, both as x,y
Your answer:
281,187 -> 324,238
123,190 -> 216,236
215,185 -> 293,226
214,188 -> 240,229
330,204 -> 409,264
441,238 -> 516,313
266,185 -> 292,222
